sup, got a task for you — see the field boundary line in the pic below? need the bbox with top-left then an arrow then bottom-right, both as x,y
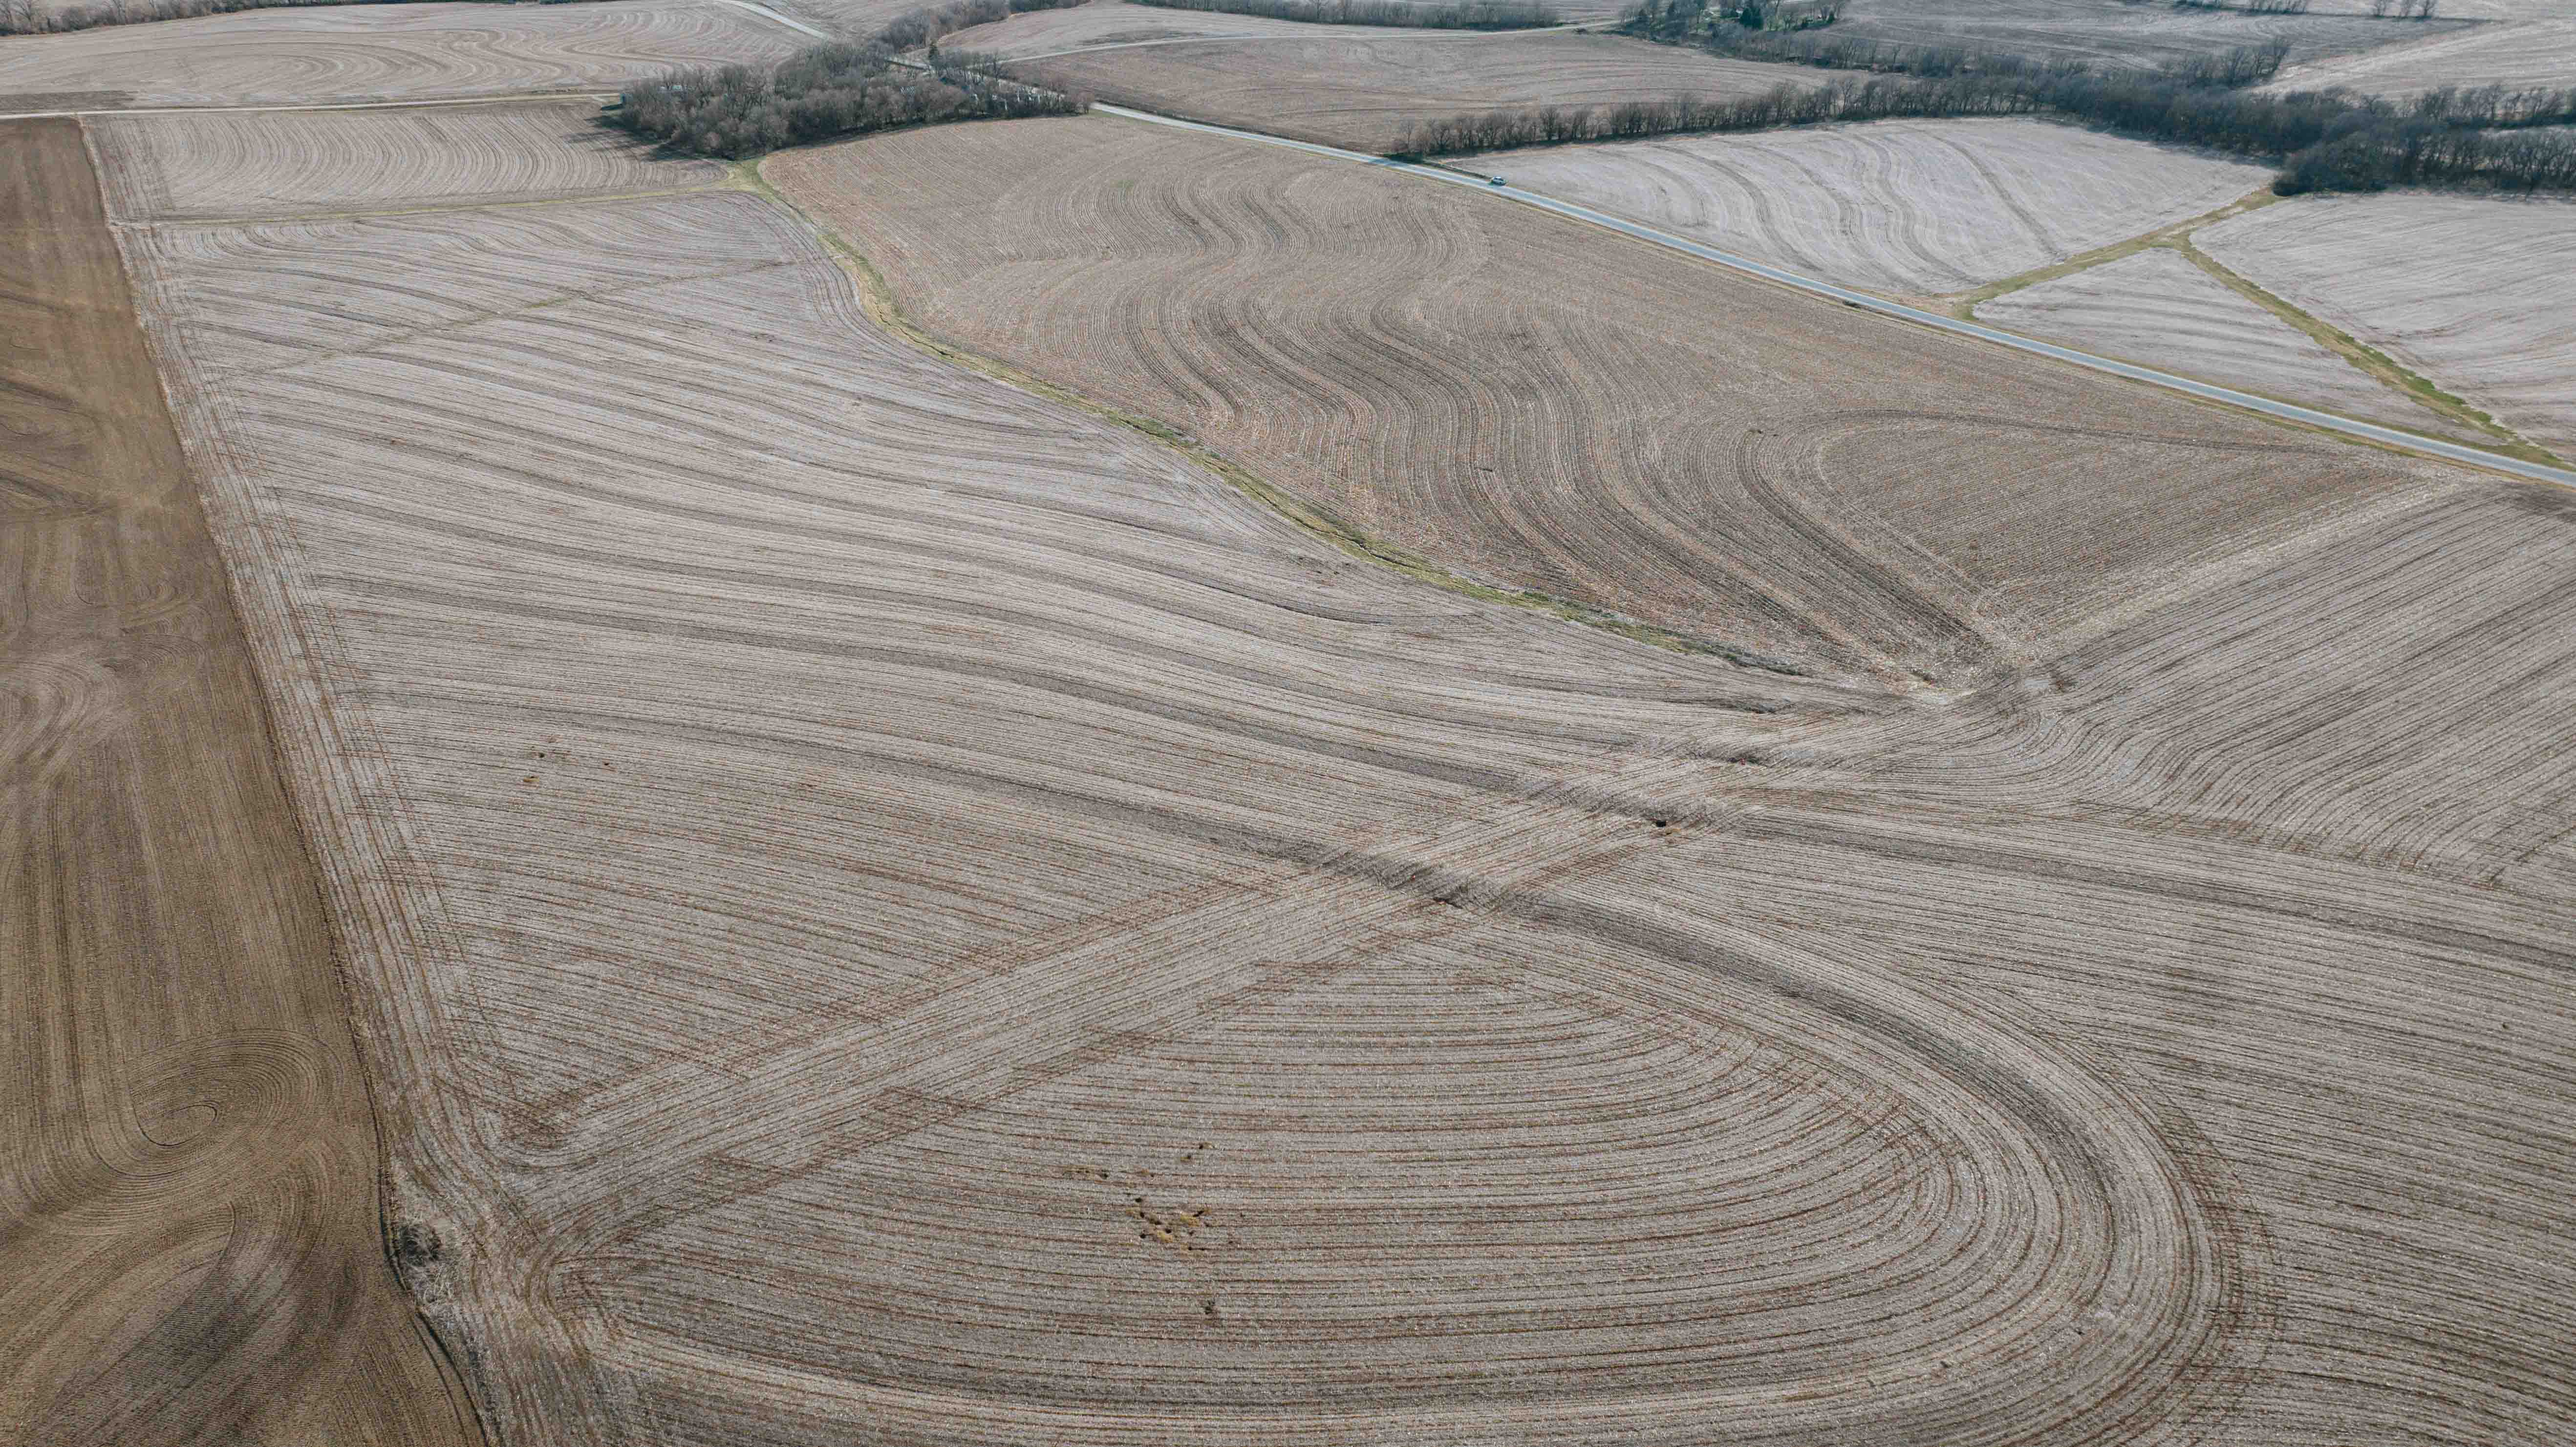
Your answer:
1090,103 -> 2576,489
2165,234 -> 2558,464
1954,189 -> 2561,468
734,157 -> 1806,671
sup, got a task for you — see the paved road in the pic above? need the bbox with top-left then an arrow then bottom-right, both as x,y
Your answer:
717,0 -> 828,42
1094,103 -> 2576,488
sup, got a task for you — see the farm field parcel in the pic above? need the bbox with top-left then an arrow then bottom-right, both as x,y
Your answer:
0,118 -> 475,1446
0,0 -> 796,109
5,0 -> 2576,1439
773,114 -> 2429,673
1480,118 -> 2272,296
1010,30 -> 1816,153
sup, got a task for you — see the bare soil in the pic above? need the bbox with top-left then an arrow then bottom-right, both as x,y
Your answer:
2265,12 -> 2576,95
1978,246 -> 2469,436
93,100 -> 722,220
1487,117 -> 2273,296
0,1 -> 799,108
1832,0 -> 2470,69
105,109 -> 2576,1447
1013,30 -> 1822,152
2200,192 -> 2576,456
0,116 -> 476,1447
773,113 -> 2435,676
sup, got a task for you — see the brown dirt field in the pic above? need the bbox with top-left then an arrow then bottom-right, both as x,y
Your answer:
2198,192 -> 2576,458
947,0 -> 1628,56
0,118 -> 476,1447
1976,246 -> 2469,437
0,1 -> 799,109
1011,30 -> 1822,152
1832,0 -> 2468,69
110,115 -> 2576,1447
773,113 -> 2443,680
1487,118 -> 2272,296
92,101 -> 723,221
2264,13 -> 2576,96
941,0 -> 1421,59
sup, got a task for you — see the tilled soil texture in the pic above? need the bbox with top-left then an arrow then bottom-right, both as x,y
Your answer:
773,114 -> 2437,680
1978,248 -> 2469,437
1485,118 -> 2271,297
946,0 -> 1624,56
2264,12 -> 2576,96
93,101 -> 724,221
0,118 -> 477,1447
942,0 -> 1429,58
111,110 -> 2576,1447
2200,192 -> 2576,458
1011,30 -> 1822,153
1828,0 -> 2469,70
0,0 -> 799,109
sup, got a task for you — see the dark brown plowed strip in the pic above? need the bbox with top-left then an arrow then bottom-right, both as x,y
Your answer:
0,118 -> 481,1447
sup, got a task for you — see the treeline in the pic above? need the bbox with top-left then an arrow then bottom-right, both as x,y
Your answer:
611,42 -> 1081,158
1396,46 -> 2576,193
0,0 -> 580,39
2278,113 -> 2576,193
1126,0 -> 1558,29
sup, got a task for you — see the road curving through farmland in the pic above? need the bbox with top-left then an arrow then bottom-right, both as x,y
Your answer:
1090,103 -> 2576,490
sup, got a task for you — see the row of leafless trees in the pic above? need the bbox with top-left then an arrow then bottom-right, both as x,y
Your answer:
2170,0 -> 2310,15
1393,76 -> 2033,155
2368,0 -> 2439,17
0,0 -> 583,38
611,0 -> 1089,162
2278,115 -> 2576,192
1126,0 -> 1558,30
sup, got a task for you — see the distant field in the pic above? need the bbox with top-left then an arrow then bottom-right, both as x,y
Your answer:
1488,118 -> 2270,296
2200,193 -> 2576,458
768,0 -> 935,38
942,0 -> 1411,58
1013,31 -> 1820,153
94,100 -> 719,218
1829,0 -> 2467,68
0,1 -> 798,108
1978,247 -> 2464,436
776,113 -> 2431,676
2265,14 -> 2576,97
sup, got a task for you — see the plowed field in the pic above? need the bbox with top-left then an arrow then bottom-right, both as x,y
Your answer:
0,0 -> 798,109
1978,247 -> 2463,435
942,0 -> 1406,58
2265,13 -> 2576,96
104,99 -> 2576,1447
1832,0 -> 2462,68
773,114 -> 2431,675
2200,193 -> 2576,457
0,117 -> 473,1447
1011,31 -> 1821,152
1488,118 -> 2270,296
94,100 -> 721,219
949,0 -> 1627,54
